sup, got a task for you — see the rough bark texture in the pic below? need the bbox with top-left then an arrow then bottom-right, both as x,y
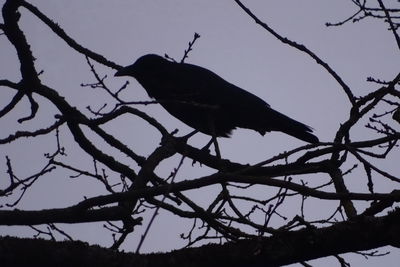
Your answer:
1,209 -> 399,267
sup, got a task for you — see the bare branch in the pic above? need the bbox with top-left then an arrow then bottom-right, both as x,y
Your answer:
233,0 -> 356,106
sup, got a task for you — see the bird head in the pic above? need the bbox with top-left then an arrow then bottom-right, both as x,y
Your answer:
114,54 -> 167,78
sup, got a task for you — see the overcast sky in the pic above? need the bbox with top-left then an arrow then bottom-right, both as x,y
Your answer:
1,1 -> 399,266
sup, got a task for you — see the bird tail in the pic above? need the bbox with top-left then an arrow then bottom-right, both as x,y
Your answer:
282,125 -> 319,144
265,109 -> 319,144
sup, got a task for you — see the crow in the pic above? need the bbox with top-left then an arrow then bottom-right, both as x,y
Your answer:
115,54 -> 319,143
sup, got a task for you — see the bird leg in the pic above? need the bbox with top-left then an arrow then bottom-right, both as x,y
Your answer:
191,118 -> 222,166
211,134 -> 221,159
207,115 -> 222,160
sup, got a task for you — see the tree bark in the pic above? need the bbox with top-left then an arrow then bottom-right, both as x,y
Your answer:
1,209 -> 399,267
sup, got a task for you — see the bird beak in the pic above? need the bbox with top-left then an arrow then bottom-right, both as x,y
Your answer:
114,67 -> 129,77
114,68 -> 126,76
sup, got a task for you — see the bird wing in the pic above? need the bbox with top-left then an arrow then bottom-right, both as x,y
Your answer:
171,62 -> 271,110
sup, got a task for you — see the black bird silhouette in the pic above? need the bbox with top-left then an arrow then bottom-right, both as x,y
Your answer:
115,54 -> 319,143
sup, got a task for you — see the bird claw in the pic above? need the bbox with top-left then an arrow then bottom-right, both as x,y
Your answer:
191,140 -> 213,166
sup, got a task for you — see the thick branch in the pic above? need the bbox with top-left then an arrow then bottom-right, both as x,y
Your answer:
1,209 -> 400,266
0,206 -> 131,225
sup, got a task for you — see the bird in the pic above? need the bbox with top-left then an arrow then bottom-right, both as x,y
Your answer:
115,54 -> 319,144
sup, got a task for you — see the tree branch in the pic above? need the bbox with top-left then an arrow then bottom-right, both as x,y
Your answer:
1,209 -> 400,266
233,0 -> 356,106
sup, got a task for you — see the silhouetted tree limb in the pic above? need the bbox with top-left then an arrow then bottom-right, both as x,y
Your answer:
233,0 -> 356,107
1,209 -> 400,266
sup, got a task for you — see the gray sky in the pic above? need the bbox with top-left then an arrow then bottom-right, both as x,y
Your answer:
1,0 -> 399,266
